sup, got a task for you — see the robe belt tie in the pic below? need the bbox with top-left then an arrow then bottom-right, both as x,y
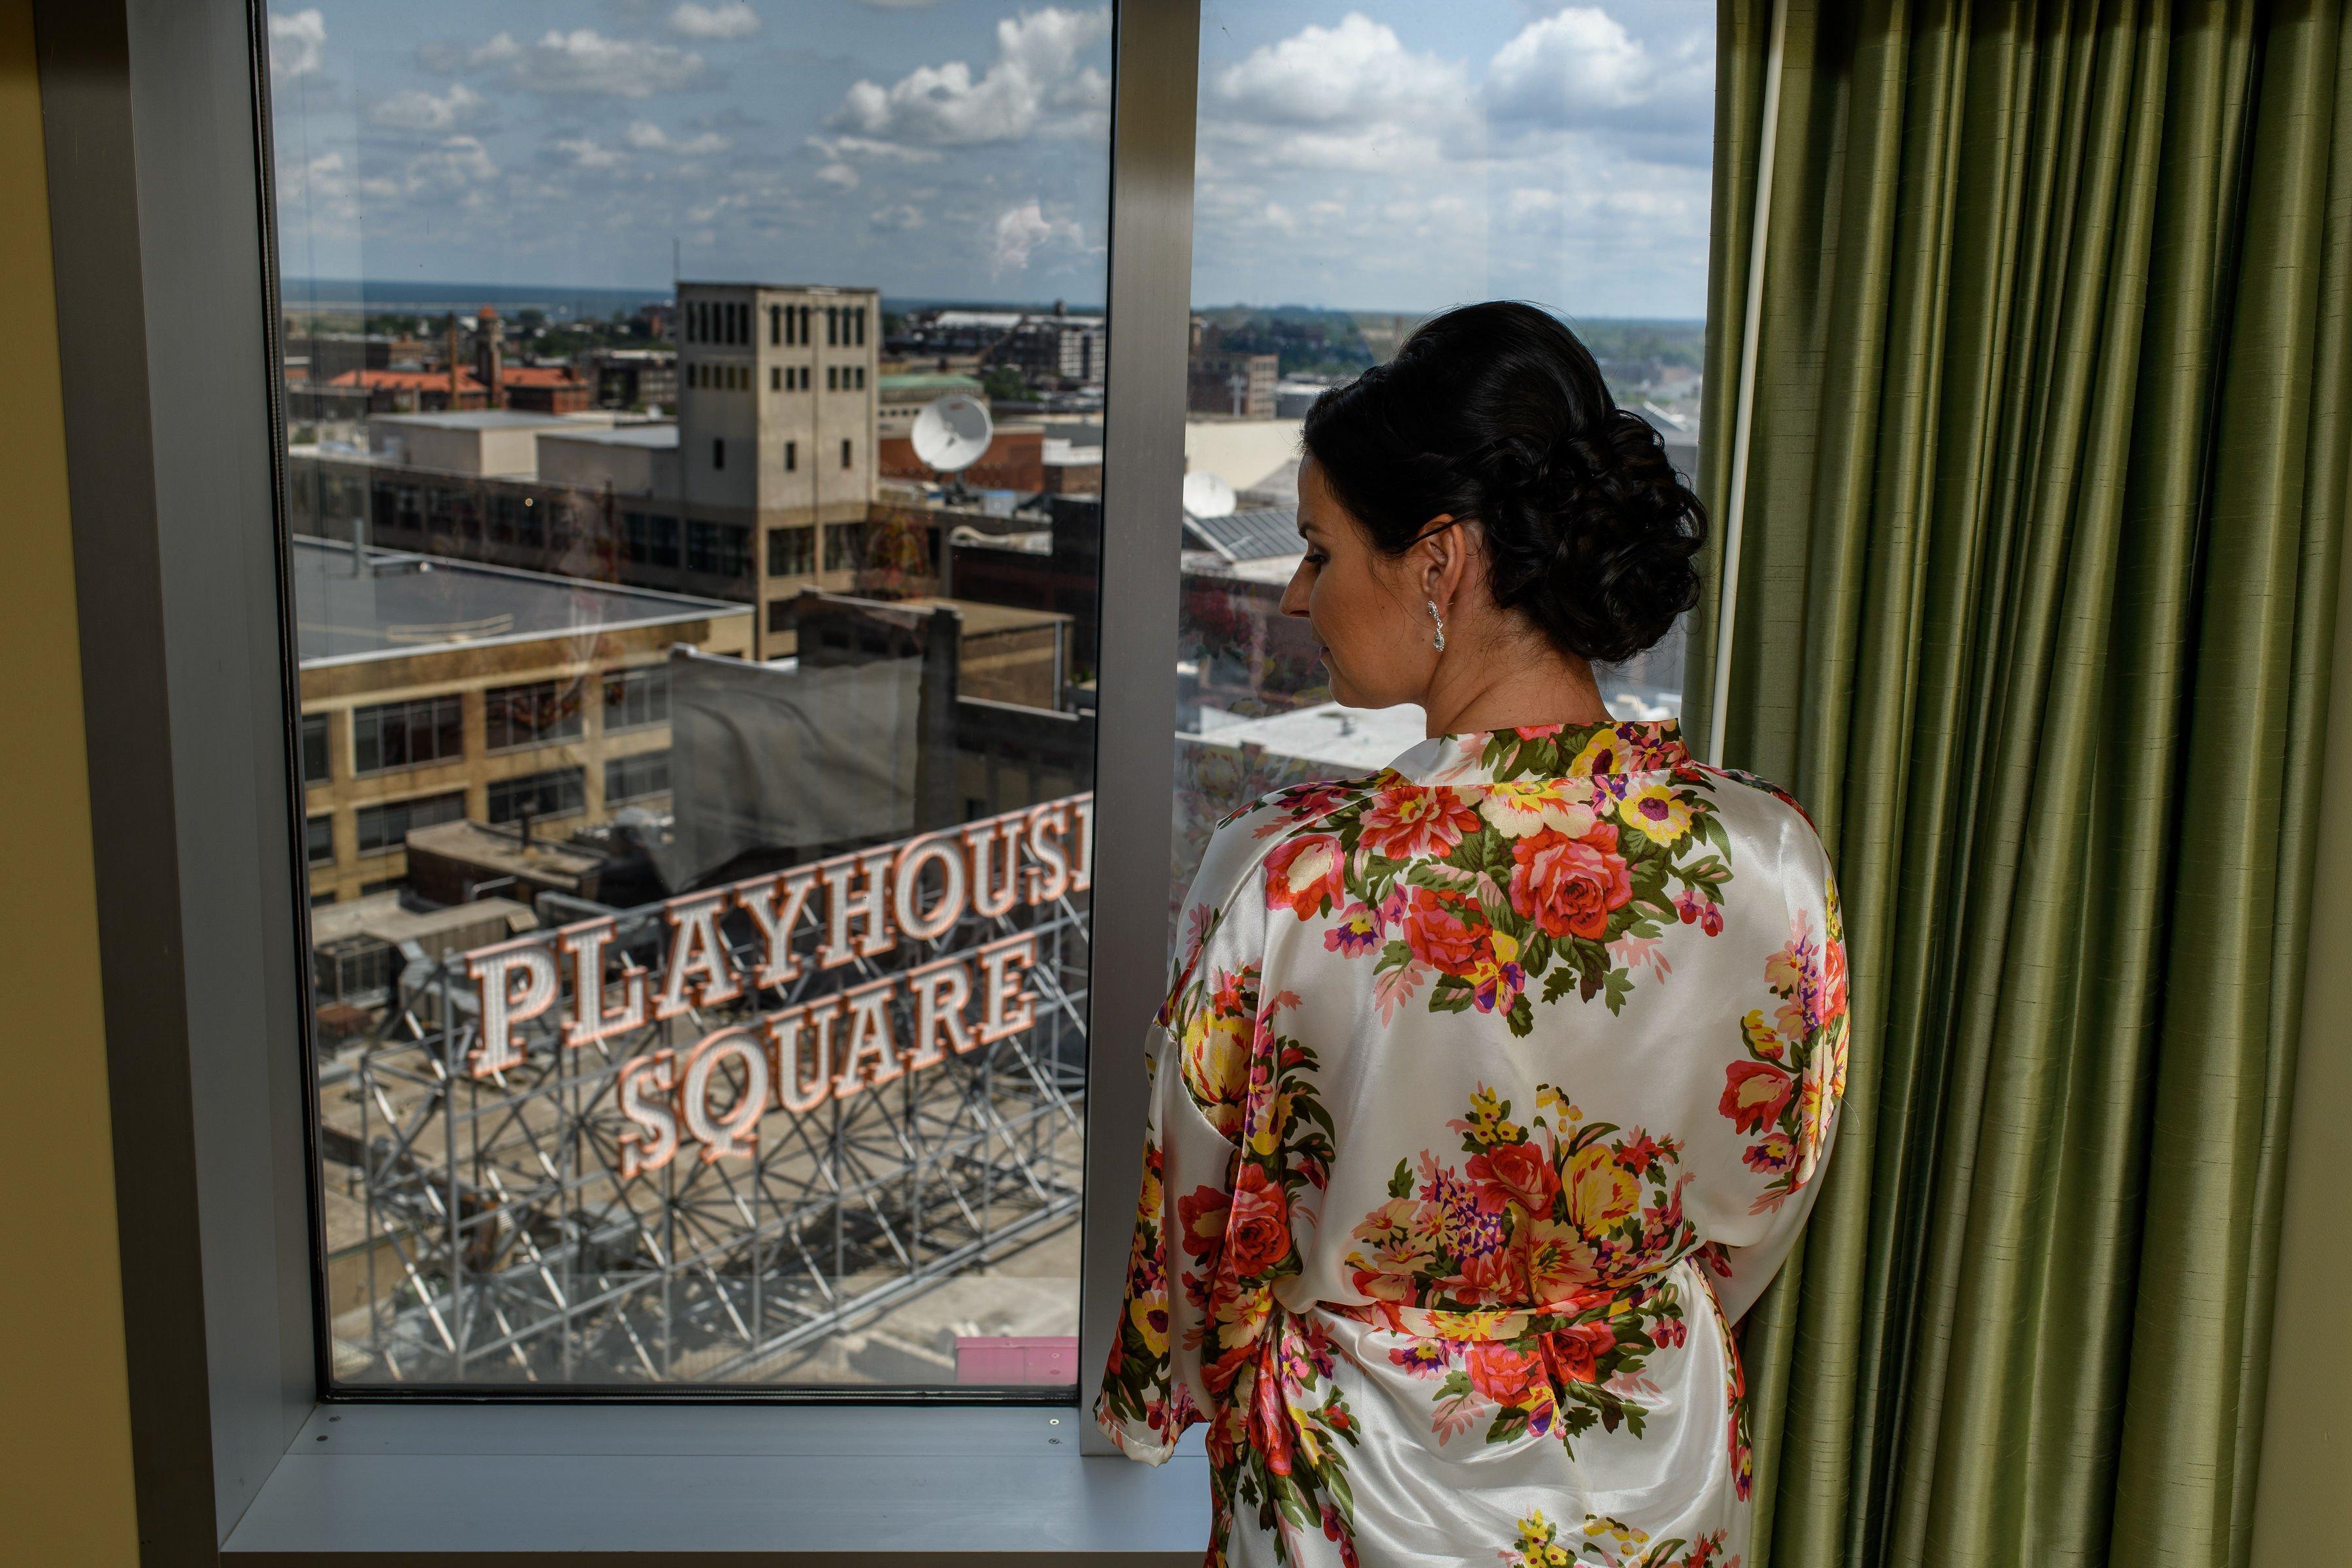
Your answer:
1326,1263 -> 1698,1341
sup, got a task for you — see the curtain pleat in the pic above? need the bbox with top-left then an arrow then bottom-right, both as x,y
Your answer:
1692,3 -> 2352,1564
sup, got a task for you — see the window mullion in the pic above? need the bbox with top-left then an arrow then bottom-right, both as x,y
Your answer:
1075,0 -> 1203,1458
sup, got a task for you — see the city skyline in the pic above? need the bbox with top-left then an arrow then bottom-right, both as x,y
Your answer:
269,0 -> 1714,318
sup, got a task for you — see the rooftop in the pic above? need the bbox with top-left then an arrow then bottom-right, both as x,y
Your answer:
292,537 -> 745,666
1184,506 -> 1301,564
325,367 -> 487,393
676,279 -> 877,296
1188,700 -> 1428,776
879,372 -> 985,399
537,423 -> 679,449
374,409 -> 579,432
907,596 -> 1071,636
308,892 -> 538,955
404,821 -> 606,889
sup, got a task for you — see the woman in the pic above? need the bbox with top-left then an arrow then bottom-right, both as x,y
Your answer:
1094,302 -> 1848,1568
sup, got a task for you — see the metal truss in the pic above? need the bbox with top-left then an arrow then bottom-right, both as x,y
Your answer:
319,883 -> 1090,1386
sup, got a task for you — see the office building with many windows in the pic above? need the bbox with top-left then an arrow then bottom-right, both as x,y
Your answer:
292,536 -> 752,904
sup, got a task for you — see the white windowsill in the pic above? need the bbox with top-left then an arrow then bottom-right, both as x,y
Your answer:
222,1403 -> 1209,1563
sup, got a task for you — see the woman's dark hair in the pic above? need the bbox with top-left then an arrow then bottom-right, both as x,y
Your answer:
1300,300 -> 1705,665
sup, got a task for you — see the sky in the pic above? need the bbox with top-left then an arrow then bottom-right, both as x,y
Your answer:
267,1 -> 1714,317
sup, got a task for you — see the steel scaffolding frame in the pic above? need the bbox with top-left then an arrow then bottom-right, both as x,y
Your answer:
318,881 -> 1090,1386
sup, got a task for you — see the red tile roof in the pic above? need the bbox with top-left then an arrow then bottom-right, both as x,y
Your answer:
324,367 -> 489,393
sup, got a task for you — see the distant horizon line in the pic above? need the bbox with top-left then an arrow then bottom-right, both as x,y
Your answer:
277,276 -> 1703,325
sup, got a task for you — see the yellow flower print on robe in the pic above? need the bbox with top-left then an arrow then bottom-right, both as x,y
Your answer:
1505,1507 -> 1575,1567
1178,977 -> 1251,1139
1616,781 -> 1693,846
1567,1141 -> 1641,1233
1479,777 -> 1599,840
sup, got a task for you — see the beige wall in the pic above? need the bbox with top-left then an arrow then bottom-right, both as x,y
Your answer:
0,0 -> 141,1560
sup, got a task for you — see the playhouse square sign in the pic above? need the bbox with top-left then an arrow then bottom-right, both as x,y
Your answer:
462,794 -> 1093,1177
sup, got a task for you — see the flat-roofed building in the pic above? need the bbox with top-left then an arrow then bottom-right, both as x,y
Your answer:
369,409 -> 598,478
286,281 -> 895,662
294,536 -> 753,905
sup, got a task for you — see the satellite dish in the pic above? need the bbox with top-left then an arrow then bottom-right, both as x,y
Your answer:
911,393 -> 994,475
1182,470 -> 1237,518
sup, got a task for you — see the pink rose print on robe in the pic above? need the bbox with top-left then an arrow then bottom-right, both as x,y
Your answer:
1356,783 -> 1480,861
1720,1059 -> 1794,1135
1509,821 -> 1633,940
1264,832 -> 1345,920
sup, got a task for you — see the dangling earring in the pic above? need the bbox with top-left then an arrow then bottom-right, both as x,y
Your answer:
1427,600 -> 1446,653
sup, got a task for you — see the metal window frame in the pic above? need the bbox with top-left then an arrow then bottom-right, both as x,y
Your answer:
37,0 -> 1203,1559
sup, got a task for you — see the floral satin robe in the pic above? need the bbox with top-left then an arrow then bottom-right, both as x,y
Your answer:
1094,719 -> 1848,1568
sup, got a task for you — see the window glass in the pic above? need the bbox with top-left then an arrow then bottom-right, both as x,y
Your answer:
302,711 -> 332,784
353,790 -> 466,856
1173,2 -> 1712,906
483,679 -> 584,752
604,751 -> 672,805
604,666 -> 671,733
351,694 -> 465,775
270,1 -> 1109,1389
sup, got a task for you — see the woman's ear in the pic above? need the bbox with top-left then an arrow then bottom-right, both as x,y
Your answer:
1420,515 -> 1470,617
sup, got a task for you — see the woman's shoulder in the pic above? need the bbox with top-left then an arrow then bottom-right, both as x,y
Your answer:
1669,757 -> 1838,902
1167,773 -> 1388,981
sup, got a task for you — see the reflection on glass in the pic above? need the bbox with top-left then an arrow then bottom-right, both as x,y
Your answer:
271,1 -> 1110,1387
1173,3 -> 1713,909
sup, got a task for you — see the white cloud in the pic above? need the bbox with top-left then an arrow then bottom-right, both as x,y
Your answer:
625,120 -> 733,155
417,135 -> 499,186
670,2 -> 760,39
805,133 -> 941,166
1212,14 -> 1466,128
870,203 -> 925,231
369,82 -> 482,131
354,135 -> 502,200
1487,8 -> 1654,114
816,163 -> 859,190
553,137 -> 627,171
497,30 -> 706,97
989,199 -> 1082,274
269,9 -> 326,80
468,31 -> 524,69
830,5 -> 1109,146
1509,186 -> 1564,220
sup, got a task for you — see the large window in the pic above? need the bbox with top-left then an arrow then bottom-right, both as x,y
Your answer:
485,766 -> 587,825
269,0 -> 1109,1393
350,695 -> 463,775
604,751 -> 670,805
685,519 -> 753,578
602,666 -> 670,732
483,679 -> 583,752
353,790 -> 466,857
1171,1 -> 1714,904
301,712 -> 331,785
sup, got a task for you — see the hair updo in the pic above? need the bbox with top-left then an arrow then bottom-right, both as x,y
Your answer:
1300,301 -> 1706,666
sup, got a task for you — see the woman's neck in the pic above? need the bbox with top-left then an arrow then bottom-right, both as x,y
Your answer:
1418,636 -> 1612,738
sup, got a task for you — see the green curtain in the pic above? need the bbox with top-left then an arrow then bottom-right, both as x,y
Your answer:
1684,3 -> 2352,1565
